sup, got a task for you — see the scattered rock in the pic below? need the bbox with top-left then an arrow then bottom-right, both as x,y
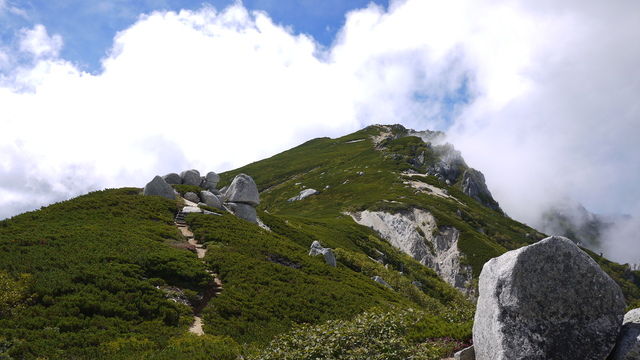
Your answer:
371,276 -> 393,290
200,190 -> 223,210
454,345 -> 475,360
180,169 -> 201,186
288,189 -> 319,202
162,173 -> 181,185
227,202 -> 257,224
225,174 -> 260,206
184,192 -> 200,203
143,176 -> 176,200
608,308 -> 640,360
473,236 -> 625,360
412,281 -> 422,288
309,241 -> 337,267
182,206 -> 203,214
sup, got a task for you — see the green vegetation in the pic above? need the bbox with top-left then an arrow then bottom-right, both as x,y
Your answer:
1,124 -> 638,358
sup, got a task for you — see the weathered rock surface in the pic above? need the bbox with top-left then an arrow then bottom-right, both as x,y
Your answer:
227,202 -> 257,224
608,308 -> 640,360
288,188 -> 319,202
143,176 -> 176,200
180,169 -> 201,186
225,174 -> 260,206
309,241 -> 337,267
201,171 -> 220,191
350,209 -> 473,297
461,169 -> 501,212
183,192 -> 200,203
200,190 -> 223,210
162,173 -> 181,185
473,236 -> 625,360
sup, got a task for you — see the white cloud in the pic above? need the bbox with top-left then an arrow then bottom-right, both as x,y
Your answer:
18,24 -> 63,58
1,0 -> 639,265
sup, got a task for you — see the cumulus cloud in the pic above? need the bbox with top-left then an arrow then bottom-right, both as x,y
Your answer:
0,0 -> 639,264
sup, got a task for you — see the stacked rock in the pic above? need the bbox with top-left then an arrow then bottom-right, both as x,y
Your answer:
144,170 -> 260,224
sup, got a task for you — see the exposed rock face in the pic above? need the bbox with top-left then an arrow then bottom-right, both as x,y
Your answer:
183,192 -> 200,203
143,176 -> 176,200
309,241 -> 337,267
461,170 -> 501,211
350,209 -> 473,296
608,309 -> 640,360
201,171 -> 220,191
473,236 -> 625,360
227,202 -> 257,224
180,169 -> 201,186
162,173 -> 181,185
200,190 -> 223,210
182,206 -> 203,214
225,174 -> 260,206
288,189 -> 319,202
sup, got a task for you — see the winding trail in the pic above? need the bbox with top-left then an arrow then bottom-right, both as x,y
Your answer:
175,206 -> 222,336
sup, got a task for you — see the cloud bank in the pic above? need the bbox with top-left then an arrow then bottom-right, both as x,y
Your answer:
1,1 -> 639,262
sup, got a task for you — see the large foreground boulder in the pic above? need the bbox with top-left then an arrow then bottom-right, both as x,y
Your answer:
162,172 -> 181,185
200,190 -> 223,210
225,174 -> 260,206
309,241 -> 337,267
473,236 -> 625,360
143,176 -> 176,200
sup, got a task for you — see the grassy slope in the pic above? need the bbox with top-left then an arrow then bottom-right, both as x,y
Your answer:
220,124 -> 640,299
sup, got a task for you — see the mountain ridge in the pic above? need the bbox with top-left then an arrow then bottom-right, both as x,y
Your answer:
1,124 -> 639,359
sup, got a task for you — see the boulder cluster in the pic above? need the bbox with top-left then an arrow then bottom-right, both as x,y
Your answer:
459,236 -> 638,360
143,170 -> 260,224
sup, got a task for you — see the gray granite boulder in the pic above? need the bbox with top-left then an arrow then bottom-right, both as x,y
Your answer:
227,202 -> 257,224
608,309 -> 640,360
225,174 -> 260,206
288,188 -> 319,202
143,176 -> 176,200
473,236 -> 625,360
200,190 -> 223,210
183,192 -> 200,203
180,169 -> 201,186
309,241 -> 337,267
201,171 -> 220,191
162,173 -> 181,185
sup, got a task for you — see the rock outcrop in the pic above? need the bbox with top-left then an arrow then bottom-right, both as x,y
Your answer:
473,236 -> 625,360
288,188 -> 319,202
350,208 -> 474,297
309,241 -> 337,267
608,308 -> 640,360
225,174 -> 260,207
143,176 -> 176,200
145,171 -> 261,224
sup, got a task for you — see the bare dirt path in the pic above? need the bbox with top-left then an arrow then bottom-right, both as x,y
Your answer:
174,205 -> 221,336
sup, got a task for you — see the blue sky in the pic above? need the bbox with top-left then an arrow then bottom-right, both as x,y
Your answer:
2,0 -> 384,74
1,0 -> 640,263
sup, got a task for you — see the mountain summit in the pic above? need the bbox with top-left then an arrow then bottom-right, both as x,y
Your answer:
1,124 -> 638,359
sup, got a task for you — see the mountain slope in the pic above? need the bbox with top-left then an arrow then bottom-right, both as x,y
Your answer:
1,124 -> 638,359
